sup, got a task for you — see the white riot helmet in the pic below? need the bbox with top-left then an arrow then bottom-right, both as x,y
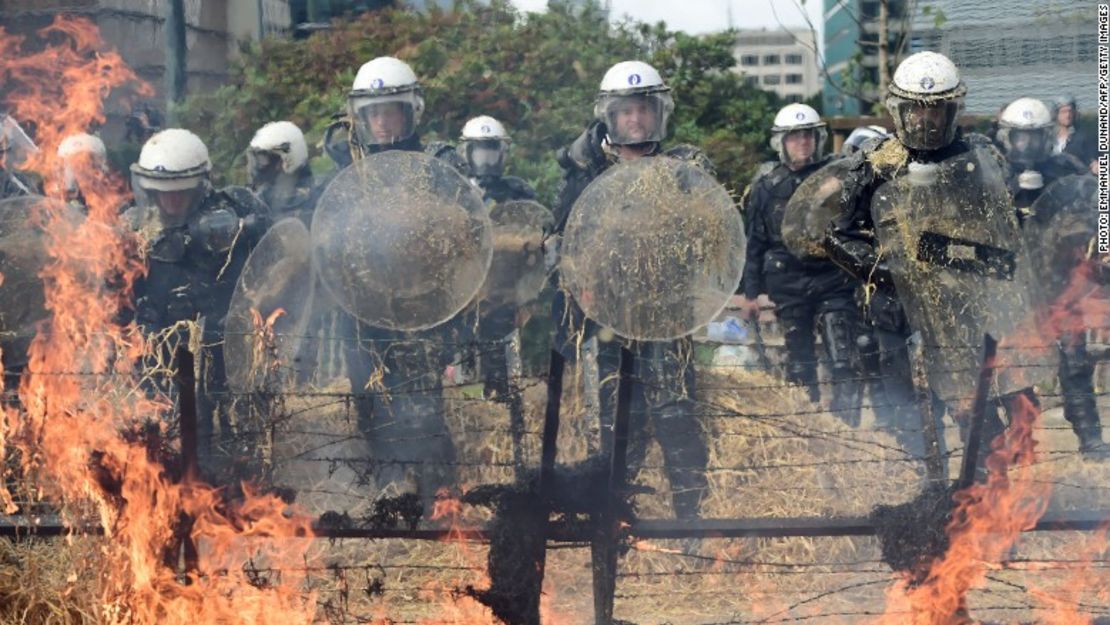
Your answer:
769,103 -> 827,167
129,128 -> 211,226
348,56 -> 425,148
248,121 -> 309,187
56,132 -> 108,199
594,61 -> 674,146
996,97 -> 1053,169
460,115 -> 510,178
842,125 -> 889,155
886,52 -> 966,151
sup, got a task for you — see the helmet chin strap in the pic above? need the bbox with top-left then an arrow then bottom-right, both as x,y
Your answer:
606,139 -> 658,161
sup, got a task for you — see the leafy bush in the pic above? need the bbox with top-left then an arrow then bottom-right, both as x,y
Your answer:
175,0 -> 785,205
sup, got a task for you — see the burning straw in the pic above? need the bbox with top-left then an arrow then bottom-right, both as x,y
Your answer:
0,17 -> 318,624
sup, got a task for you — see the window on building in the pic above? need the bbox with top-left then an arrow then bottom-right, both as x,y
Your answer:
744,75 -> 759,87
785,94 -> 803,103
785,53 -> 803,65
785,73 -> 803,84
740,54 -> 759,66
762,54 -> 781,65
763,74 -> 781,85
1079,36 -> 1097,62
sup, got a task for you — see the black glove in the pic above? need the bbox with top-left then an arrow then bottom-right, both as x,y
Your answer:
189,208 -> 241,254
323,118 -> 353,169
164,285 -> 196,323
557,120 -> 608,174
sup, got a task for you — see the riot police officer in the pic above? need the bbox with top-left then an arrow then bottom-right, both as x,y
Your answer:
55,132 -> 108,210
334,56 -> 468,510
552,60 -> 711,518
458,114 -> 539,390
824,52 -> 1034,472
459,116 -> 536,203
247,121 -> 319,222
126,128 -> 270,476
739,104 -> 865,425
997,97 -> 1107,457
997,98 -> 1088,212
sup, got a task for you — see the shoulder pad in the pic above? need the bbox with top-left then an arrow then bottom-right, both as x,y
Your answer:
862,136 -> 908,180
214,185 -> 268,217
964,134 -> 1009,172
663,144 -> 717,176
122,204 -> 164,245
964,132 -> 996,150
425,140 -> 455,159
426,141 -> 468,174
502,175 -> 537,199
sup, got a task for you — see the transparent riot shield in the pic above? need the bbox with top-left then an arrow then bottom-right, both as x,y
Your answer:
223,218 -> 315,393
782,158 -> 854,260
560,156 -> 745,341
479,199 -> 553,308
870,146 -> 1056,407
1,115 -> 38,169
1024,174 -> 1098,308
0,195 -> 76,371
311,151 -> 492,331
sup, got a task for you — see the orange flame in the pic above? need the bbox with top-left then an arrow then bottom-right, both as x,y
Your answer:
1,16 -> 318,624
870,261 -> 1110,624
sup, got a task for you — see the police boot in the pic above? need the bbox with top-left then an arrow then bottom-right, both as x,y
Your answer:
818,310 -> 864,427
785,362 -> 820,404
1076,427 -> 1110,459
1069,408 -> 1110,460
1058,344 -> 1105,459
654,402 -> 708,520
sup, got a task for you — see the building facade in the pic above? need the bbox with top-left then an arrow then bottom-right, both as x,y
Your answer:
733,29 -> 821,103
908,0 -> 1094,115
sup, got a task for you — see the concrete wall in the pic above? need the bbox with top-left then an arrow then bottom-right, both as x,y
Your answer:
1,1 -> 291,143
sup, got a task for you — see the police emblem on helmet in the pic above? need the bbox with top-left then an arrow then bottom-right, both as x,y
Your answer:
1022,110 -> 1033,120
795,112 -> 805,121
919,76 -> 935,91
628,73 -> 642,86
371,78 -> 385,89
482,125 -> 491,134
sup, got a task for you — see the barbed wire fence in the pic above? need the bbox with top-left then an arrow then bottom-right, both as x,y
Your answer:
3,322 -> 1110,625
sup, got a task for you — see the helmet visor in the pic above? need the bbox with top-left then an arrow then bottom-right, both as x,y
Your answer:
56,152 -> 105,201
774,127 -> 827,167
595,92 -> 673,146
349,92 -> 422,146
247,149 -> 283,188
464,139 -> 507,178
132,173 -> 206,226
887,95 -> 960,151
1001,127 -> 1049,168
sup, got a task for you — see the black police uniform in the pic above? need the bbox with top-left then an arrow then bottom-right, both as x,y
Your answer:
128,185 -> 271,477
550,121 -> 711,518
743,155 -> 866,425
